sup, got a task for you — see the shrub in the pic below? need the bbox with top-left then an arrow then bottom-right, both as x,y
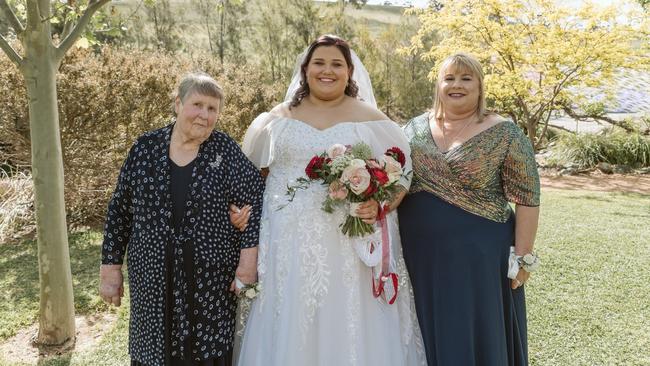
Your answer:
549,129 -> 650,169
0,171 -> 34,242
0,47 -> 283,227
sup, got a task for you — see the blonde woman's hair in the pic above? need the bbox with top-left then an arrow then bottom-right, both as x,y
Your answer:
432,53 -> 489,122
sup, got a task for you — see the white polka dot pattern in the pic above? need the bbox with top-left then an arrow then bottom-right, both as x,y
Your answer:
102,123 -> 264,365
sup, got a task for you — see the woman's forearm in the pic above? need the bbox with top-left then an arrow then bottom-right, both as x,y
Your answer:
514,205 -> 540,255
236,246 -> 258,284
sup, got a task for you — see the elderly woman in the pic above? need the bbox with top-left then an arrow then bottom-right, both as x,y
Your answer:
397,53 -> 541,365
99,72 -> 264,366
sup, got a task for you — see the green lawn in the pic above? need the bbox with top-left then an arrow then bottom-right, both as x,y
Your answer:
0,189 -> 649,365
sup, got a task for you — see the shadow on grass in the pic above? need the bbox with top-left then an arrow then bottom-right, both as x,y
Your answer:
564,191 -> 650,202
565,195 -> 613,202
38,354 -> 71,366
0,230 -> 110,341
610,211 -> 650,219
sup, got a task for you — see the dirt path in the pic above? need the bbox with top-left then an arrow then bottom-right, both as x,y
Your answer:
540,173 -> 650,195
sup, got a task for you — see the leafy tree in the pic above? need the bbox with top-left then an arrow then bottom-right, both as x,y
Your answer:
356,19 -> 436,121
251,0 -> 322,82
250,0 -> 370,83
192,0 -> 247,63
144,0 -> 181,51
0,0 -> 110,346
410,0 -> 649,149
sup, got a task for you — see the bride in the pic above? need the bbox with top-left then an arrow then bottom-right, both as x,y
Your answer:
235,35 -> 426,366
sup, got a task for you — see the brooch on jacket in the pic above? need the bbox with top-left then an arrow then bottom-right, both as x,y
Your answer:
209,154 -> 223,169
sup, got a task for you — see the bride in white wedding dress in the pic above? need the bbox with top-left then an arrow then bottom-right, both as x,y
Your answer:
235,35 -> 426,366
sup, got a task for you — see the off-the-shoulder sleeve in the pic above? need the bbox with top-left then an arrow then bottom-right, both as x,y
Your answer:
242,112 -> 278,169
360,121 -> 413,191
502,127 -> 540,206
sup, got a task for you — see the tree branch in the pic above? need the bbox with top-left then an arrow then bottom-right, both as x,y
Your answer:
61,18 -> 74,40
546,123 -> 575,134
0,33 -> 23,67
562,106 -> 649,135
55,0 -> 111,60
0,0 -> 24,34
25,0 -> 39,29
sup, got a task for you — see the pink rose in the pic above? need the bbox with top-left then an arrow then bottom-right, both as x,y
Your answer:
328,180 -> 349,200
366,159 -> 382,169
341,160 -> 371,195
382,155 -> 403,184
327,144 -> 347,159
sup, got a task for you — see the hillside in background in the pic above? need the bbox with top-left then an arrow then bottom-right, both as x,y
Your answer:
111,0 -> 406,56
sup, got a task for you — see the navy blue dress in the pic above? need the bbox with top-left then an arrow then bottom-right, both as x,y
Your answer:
398,114 -> 540,366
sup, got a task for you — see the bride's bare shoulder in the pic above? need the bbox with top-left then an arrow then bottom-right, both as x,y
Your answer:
347,98 -> 389,121
269,102 -> 293,118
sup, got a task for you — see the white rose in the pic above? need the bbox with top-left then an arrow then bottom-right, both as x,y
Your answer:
341,164 -> 371,195
327,143 -> 347,159
245,288 -> 257,299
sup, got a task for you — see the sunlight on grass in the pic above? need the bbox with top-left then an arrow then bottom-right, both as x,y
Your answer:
528,189 -> 650,365
0,189 -> 648,365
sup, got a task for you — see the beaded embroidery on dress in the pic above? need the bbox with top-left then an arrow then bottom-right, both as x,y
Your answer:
234,114 -> 426,366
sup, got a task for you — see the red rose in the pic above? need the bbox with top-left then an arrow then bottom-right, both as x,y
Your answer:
386,147 -> 406,167
369,168 -> 389,186
305,156 -> 325,179
364,180 -> 378,197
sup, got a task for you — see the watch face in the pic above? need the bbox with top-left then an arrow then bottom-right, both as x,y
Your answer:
523,254 -> 534,264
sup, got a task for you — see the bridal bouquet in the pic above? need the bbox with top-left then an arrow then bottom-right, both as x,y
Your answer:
284,142 -> 408,237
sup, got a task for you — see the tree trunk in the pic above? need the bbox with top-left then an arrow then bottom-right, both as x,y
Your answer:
23,29 -> 75,346
219,0 -> 225,64
526,119 -> 537,152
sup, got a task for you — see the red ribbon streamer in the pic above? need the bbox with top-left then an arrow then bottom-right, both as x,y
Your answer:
371,205 -> 398,305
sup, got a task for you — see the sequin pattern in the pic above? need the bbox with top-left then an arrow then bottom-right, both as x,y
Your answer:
102,123 -> 264,365
404,113 -> 540,223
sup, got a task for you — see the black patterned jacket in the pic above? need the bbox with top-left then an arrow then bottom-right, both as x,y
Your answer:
102,123 -> 264,365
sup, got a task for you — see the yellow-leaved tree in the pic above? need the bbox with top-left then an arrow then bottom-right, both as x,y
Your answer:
408,0 -> 649,149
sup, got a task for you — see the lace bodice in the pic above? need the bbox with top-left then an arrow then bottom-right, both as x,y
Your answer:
265,119 -> 381,202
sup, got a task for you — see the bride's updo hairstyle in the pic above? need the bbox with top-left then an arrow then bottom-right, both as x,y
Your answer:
290,34 -> 359,108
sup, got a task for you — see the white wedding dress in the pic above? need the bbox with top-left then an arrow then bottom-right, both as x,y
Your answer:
236,113 -> 426,366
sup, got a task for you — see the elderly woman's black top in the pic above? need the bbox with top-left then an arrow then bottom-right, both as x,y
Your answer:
102,123 -> 264,366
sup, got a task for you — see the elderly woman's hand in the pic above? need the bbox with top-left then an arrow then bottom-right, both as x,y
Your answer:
229,204 -> 251,232
355,199 -> 380,225
229,247 -> 258,295
99,264 -> 124,306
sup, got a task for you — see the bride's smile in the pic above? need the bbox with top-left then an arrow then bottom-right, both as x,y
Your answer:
305,46 -> 350,100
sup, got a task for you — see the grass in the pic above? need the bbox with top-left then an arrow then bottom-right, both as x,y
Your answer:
528,189 -> 650,365
0,189 -> 649,365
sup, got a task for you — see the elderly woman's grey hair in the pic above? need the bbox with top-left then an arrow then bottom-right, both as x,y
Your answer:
173,71 -> 224,104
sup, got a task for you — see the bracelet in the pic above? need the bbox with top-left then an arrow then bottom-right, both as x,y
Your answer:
517,253 -> 541,273
507,246 -> 541,279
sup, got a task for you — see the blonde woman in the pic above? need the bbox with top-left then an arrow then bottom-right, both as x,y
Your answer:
397,53 -> 541,366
